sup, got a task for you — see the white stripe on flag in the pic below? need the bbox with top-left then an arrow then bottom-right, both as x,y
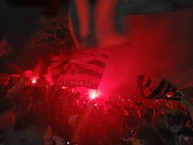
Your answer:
56,48 -> 109,89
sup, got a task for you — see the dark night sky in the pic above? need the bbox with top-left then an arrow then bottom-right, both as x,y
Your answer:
0,0 -> 42,42
0,0 -> 68,73
0,0 -> 44,72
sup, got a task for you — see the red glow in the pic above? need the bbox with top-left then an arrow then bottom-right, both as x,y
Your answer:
31,77 -> 37,84
62,86 -> 67,89
89,89 -> 100,100
165,92 -> 175,98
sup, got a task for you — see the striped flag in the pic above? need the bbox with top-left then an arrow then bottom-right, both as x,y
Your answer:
46,54 -> 68,85
137,75 -> 177,99
47,48 -> 109,89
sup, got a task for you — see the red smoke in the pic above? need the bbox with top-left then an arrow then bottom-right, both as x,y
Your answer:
99,7 -> 193,99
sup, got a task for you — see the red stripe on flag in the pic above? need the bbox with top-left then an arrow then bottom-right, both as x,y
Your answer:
57,48 -> 109,89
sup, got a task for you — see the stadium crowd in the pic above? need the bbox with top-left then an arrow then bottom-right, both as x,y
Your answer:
0,75 -> 192,145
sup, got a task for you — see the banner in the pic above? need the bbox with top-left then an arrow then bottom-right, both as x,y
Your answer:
48,48 -> 109,89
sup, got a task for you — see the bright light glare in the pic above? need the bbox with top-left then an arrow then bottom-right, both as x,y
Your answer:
165,92 -> 174,98
31,78 -> 37,84
62,86 -> 67,89
89,89 -> 100,100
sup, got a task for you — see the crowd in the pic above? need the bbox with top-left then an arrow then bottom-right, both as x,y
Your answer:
0,76 -> 192,145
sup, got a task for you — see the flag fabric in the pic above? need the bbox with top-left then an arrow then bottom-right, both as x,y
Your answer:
47,54 -> 68,84
137,75 -> 177,99
48,48 -> 109,89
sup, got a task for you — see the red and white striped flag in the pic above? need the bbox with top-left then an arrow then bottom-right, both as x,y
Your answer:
47,48 -> 109,89
137,75 -> 177,99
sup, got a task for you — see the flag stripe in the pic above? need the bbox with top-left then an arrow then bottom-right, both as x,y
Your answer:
57,74 -> 101,89
51,60 -> 69,70
144,79 -> 151,88
87,60 -> 106,68
77,48 -> 109,59
57,80 -> 99,89
152,81 -> 171,99
78,69 -> 103,78
147,80 -> 166,99
58,74 -> 101,80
